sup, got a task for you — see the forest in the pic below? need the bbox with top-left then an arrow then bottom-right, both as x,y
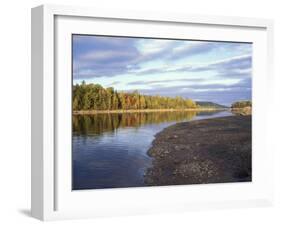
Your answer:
73,81 -> 197,111
231,100 -> 252,109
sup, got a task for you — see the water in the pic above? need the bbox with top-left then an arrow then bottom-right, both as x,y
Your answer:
72,110 -> 233,190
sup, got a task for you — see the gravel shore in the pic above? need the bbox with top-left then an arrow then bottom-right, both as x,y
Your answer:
145,116 -> 252,186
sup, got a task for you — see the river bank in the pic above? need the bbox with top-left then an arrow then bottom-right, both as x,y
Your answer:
73,108 -> 229,115
145,115 -> 252,186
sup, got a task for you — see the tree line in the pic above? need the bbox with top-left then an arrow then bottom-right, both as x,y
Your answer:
73,81 -> 197,111
231,100 -> 252,109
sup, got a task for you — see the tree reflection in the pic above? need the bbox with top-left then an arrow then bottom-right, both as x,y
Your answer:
73,111 -> 217,135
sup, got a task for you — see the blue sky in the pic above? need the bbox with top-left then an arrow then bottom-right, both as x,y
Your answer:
73,35 -> 252,106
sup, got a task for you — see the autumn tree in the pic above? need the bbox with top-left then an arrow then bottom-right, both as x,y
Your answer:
73,82 -> 198,111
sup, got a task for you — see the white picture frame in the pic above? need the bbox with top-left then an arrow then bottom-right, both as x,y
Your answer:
31,4 -> 274,221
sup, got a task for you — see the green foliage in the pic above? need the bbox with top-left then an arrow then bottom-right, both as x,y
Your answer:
73,81 -> 197,110
231,100 -> 252,109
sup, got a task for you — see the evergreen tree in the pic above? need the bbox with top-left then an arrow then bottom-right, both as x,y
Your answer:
73,82 -> 198,111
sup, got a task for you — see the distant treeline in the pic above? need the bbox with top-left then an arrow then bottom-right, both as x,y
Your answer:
73,81 -> 197,111
231,100 -> 252,109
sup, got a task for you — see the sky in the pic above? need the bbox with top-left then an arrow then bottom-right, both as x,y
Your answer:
73,35 -> 252,106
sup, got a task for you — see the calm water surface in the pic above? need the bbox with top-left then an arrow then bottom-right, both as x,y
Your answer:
72,110 -> 233,190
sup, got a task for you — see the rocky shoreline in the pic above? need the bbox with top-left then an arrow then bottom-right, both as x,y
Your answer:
145,116 -> 252,186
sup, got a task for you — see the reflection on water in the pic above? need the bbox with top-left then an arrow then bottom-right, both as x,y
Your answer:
72,110 -> 233,190
73,111 -> 197,136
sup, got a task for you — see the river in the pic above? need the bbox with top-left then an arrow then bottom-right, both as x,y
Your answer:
72,110 -> 233,190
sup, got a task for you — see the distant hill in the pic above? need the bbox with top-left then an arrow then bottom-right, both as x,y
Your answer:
196,101 -> 228,109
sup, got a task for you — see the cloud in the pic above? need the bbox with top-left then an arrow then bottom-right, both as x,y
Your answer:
107,81 -> 120,86
81,50 -> 138,63
122,77 -> 251,106
210,55 -> 252,79
131,54 -> 252,78
73,35 -> 140,78
137,40 -> 251,63
127,78 -> 203,86
191,54 -> 252,72
166,41 -> 251,61
125,77 -> 250,93
73,35 -> 252,79
135,40 -> 179,63
166,42 -> 220,60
